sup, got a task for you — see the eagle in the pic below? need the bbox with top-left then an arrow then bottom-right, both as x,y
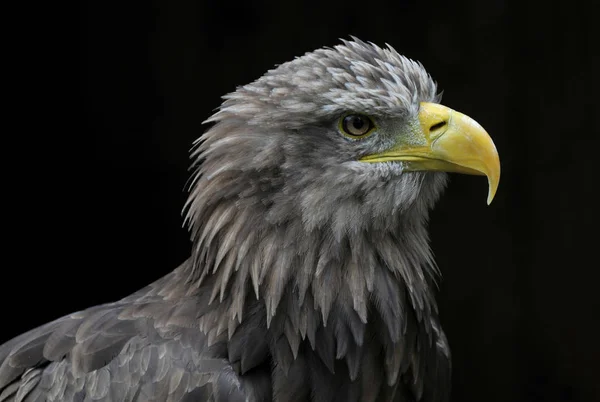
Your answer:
0,38 -> 500,402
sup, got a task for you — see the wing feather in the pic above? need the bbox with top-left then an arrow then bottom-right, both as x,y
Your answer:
0,265 -> 266,401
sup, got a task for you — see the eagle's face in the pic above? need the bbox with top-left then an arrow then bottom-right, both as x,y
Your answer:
190,39 -> 499,237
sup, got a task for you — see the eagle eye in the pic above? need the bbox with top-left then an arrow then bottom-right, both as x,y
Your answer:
339,114 -> 375,138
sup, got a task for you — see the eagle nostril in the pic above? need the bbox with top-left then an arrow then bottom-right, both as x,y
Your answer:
430,121 -> 448,133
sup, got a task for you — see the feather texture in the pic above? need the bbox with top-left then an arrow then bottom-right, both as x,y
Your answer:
2,38 -> 453,401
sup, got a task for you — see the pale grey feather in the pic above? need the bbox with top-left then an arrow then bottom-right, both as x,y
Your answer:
2,38 -> 451,401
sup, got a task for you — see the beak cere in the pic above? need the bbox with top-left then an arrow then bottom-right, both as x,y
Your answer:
360,102 -> 501,205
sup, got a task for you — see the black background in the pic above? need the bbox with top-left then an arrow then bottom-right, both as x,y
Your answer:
4,0 -> 599,401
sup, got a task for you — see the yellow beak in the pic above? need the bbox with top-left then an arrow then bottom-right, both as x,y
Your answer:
360,102 -> 501,204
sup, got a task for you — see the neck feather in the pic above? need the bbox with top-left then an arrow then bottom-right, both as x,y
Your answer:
182,185 -> 445,391
179,121 -> 450,397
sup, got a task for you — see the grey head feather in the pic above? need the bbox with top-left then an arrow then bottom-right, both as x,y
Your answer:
184,38 -> 451,400
184,37 -> 446,318
0,38 -> 452,402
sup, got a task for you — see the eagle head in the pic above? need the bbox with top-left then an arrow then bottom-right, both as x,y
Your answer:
182,38 -> 500,398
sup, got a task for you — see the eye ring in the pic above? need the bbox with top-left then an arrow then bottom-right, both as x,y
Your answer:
339,114 -> 375,138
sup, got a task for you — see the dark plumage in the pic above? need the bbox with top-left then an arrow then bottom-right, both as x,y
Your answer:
0,38 -> 500,401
